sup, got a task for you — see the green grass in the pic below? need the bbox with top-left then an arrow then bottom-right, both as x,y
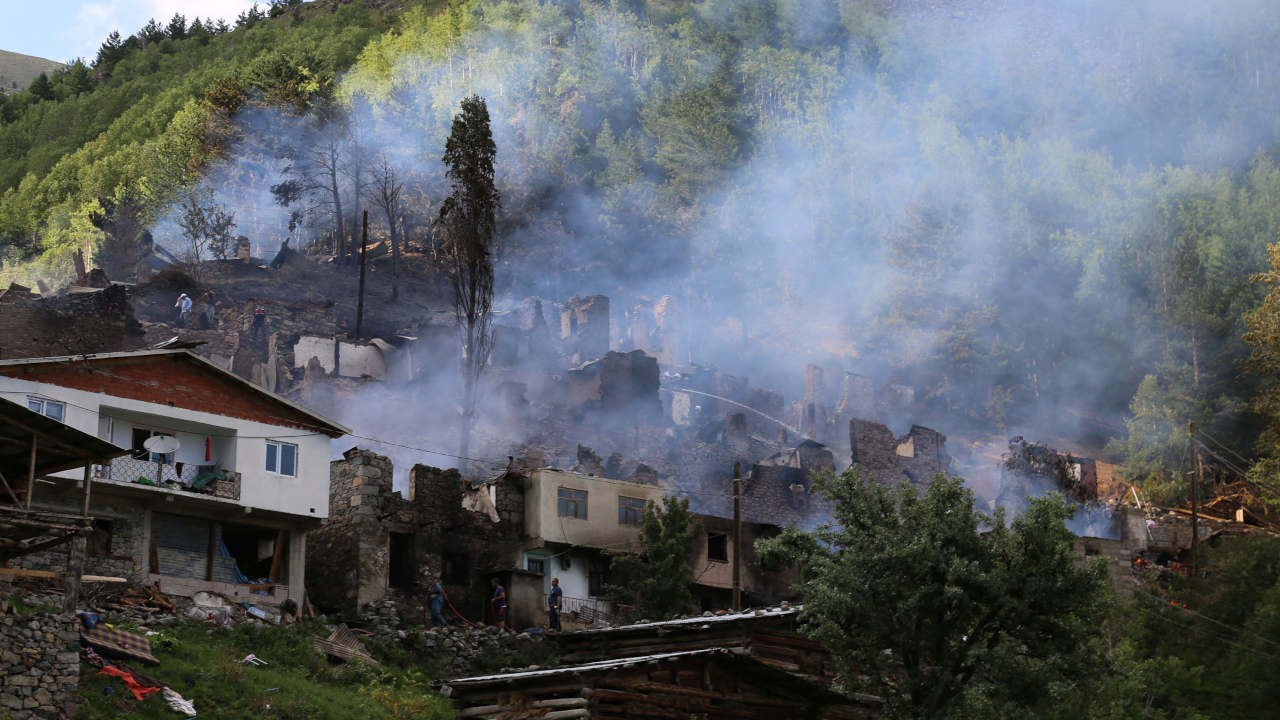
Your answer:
75,620 -> 453,720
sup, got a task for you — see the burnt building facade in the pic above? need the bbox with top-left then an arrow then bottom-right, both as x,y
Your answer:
305,449 -> 526,620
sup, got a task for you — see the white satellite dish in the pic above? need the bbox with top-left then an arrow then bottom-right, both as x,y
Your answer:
143,435 -> 180,454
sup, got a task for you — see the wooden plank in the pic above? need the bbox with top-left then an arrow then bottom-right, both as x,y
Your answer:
0,567 -> 125,582
25,436 -> 36,510
268,530 -> 286,582
205,521 -> 215,581
79,464 -> 92,517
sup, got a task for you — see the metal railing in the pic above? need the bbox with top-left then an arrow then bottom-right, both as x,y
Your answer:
549,594 -> 613,626
95,457 -> 241,501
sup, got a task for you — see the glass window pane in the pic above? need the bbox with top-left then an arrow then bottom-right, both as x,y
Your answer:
45,402 -> 64,422
281,444 -> 296,476
265,442 -> 277,472
26,398 -> 41,413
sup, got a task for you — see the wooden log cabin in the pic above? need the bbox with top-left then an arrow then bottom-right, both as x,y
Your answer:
443,647 -> 879,720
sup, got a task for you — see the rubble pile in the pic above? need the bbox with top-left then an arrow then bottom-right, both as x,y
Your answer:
359,598 -> 543,675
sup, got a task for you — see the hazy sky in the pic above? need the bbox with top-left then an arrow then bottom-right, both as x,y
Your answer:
1,1 -> 264,63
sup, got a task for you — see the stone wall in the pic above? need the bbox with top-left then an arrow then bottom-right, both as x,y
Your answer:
0,613 -> 79,719
308,449 -> 526,621
561,295 -> 610,364
10,500 -> 144,582
0,283 -> 141,360
849,420 -> 950,490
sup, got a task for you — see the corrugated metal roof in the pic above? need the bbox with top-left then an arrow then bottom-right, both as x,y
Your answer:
568,604 -> 799,636
447,648 -> 729,687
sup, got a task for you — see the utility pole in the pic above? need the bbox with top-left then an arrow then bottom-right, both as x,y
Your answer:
732,462 -> 742,611
355,210 -> 368,339
1188,421 -> 1201,574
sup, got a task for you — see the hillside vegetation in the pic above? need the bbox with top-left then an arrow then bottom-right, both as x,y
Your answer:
4,0 -> 1280,491
0,49 -> 64,95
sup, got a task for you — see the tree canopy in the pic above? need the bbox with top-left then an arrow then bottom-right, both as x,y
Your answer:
758,473 -> 1107,718
606,496 -> 698,621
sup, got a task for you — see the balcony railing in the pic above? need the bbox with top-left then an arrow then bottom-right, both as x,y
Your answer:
95,457 -> 241,501
548,594 -> 614,627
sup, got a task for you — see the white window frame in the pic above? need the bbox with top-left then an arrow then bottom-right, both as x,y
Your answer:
26,396 -> 66,423
265,439 -> 298,477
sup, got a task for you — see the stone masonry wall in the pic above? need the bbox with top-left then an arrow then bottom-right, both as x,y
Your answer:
849,419 -> 950,489
12,494 -> 146,582
309,449 -> 526,621
0,613 -> 79,719
0,284 -> 140,360
306,449 -> 392,616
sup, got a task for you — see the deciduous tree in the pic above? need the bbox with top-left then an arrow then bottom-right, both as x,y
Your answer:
758,472 -> 1106,719
607,496 -> 698,620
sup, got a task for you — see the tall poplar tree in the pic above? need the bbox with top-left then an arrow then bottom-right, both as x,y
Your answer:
439,95 -> 499,463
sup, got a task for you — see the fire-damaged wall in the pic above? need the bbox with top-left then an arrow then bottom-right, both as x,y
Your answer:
307,448 -> 525,620
849,419 -> 950,489
0,283 -> 141,359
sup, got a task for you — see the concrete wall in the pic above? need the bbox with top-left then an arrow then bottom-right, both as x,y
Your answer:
524,470 -> 663,551
689,515 -> 798,608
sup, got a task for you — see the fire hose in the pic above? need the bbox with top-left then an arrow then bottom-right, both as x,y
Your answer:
443,595 -> 483,629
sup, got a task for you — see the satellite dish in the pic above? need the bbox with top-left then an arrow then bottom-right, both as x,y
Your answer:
143,435 -> 180,454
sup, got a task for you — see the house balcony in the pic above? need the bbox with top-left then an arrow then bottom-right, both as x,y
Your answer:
94,457 -> 241,502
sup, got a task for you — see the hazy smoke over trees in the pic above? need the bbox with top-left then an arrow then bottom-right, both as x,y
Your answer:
174,0 -> 1280,467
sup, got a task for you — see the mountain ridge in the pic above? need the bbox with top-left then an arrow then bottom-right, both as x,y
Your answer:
0,48 -> 65,94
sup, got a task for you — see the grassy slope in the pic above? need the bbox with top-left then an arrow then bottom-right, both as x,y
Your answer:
74,621 -> 452,720
0,50 -> 64,95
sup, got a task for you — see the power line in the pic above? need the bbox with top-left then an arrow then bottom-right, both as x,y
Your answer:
1133,586 -> 1280,652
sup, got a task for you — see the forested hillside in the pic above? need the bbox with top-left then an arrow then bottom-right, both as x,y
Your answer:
5,0 -> 1280,509
8,2 -> 1280,715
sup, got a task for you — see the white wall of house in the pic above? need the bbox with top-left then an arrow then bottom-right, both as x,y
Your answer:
0,377 -> 331,520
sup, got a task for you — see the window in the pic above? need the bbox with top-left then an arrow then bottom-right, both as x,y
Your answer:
707,533 -> 728,563
557,487 -> 587,519
588,557 -> 609,596
131,428 -> 174,464
265,440 -> 297,477
618,496 -> 646,526
527,557 -> 546,575
26,397 -> 65,423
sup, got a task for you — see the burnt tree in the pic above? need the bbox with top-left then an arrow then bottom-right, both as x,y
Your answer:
366,154 -> 406,300
439,95 -> 499,463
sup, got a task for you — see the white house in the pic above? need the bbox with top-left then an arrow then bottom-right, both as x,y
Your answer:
0,350 -> 347,604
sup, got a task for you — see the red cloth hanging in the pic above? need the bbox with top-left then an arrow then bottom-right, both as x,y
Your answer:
205,436 -> 212,462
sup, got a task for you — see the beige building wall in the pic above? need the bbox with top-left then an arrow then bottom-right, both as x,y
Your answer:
524,469 -> 664,552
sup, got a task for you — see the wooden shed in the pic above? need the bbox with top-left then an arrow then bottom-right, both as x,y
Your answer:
444,647 -> 879,720
551,605 -> 837,687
